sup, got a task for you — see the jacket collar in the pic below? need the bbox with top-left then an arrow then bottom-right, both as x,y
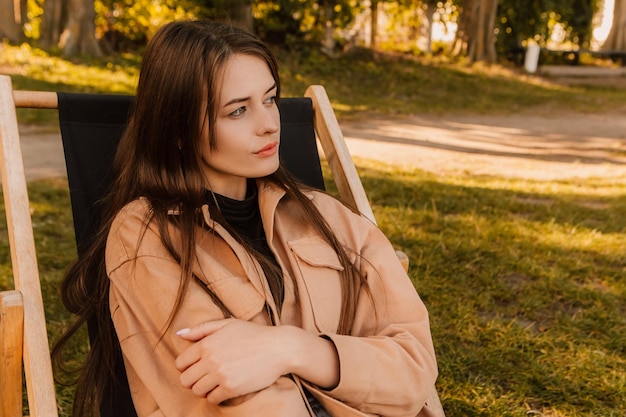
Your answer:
257,179 -> 285,244
166,179 -> 286,219
197,180 -> 286,321
195,179 -> 286,239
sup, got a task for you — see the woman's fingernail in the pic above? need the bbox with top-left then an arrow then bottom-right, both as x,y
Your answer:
176,328 -> 190,335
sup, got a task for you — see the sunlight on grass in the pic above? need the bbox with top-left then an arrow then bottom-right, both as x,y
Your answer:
1,43 -> 626,416
3,42 -> 625,126
0,43 -> 138,94
1,163 -> 625,416
349,158 -> 626,417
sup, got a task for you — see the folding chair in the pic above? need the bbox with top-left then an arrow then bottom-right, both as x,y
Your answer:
0,74 -> 444,417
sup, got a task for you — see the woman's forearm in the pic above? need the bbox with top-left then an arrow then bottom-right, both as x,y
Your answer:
281,325 -> 340,389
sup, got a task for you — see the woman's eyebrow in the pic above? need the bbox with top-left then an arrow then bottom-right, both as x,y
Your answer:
223,83 -> 277,107
265,83 -> 277,94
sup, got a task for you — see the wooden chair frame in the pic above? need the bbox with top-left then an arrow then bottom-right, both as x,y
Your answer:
0,74 -> 443,416
0,75 -> 59,417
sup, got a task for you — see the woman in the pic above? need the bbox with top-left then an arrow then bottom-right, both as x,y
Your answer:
54,20 -> 438,417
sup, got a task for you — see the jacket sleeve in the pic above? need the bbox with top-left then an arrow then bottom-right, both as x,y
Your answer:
316,199 -> 439,417
106,203 -> 311,417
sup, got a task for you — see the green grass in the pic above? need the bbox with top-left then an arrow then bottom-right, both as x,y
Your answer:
0,178 -> 83,416
1,164 -> 625,416
358,161 -> 626,416
1,43 -> 626,416
1,43 -> 140,124
278,49 -> 626,119
2,43 -> 626,123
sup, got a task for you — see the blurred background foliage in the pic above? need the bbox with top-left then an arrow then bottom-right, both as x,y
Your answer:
2,0 -> 617,65
2,2 -> 626,417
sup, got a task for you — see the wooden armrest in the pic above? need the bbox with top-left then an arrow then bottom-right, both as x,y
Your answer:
396,250 -> 409,272
305,85 -> 376,224
1,290 -> 24,417
13,90 -> 58,109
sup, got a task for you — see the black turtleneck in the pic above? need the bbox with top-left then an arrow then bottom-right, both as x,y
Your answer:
205,181 -> 284,308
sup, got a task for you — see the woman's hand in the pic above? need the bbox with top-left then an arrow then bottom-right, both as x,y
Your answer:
175,319 -> 340,405
175,319 -> 287,404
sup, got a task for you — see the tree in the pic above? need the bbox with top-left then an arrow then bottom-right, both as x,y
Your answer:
319,0 -> 338,53
40,0 -> 63,49
61,0 -> 102,55
199,0 -> 254,33
420,0 -> 439,53
496,0 -> 599,62
0,0 -> 27,43
253,0 -> 359,51
451,0 -> 598,63
253,0 -> 312,44
314,0 -> 361,53
370,0 -> 379,48
452,0 -> 499,63
40,0 -> 102,56
371,0 -> 438,53
602,0 -> 626,50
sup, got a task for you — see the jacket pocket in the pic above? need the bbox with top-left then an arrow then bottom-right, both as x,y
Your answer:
289,236 -> 345,271
288,236 -> 344,333
202,273 -> 267,322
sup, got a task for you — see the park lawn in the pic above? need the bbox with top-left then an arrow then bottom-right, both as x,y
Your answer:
0,161 -> 624,417
354,160 -> 626,417
2,42 -> 626,124
1,43 -> 625,416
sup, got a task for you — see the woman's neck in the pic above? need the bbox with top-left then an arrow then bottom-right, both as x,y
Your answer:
208,178 -> 248,201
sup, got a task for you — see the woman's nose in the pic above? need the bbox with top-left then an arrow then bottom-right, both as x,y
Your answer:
257,106 -> 280,135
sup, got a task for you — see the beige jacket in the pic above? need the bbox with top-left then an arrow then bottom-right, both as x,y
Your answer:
106,181 -> 439,417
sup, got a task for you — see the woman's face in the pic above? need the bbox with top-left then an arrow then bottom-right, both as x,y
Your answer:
200,53 -> 280,200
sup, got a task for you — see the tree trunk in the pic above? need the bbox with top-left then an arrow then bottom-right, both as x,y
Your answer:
420,1 -> 437,53
451,0 -> 473,56
453,0 -> 499,63
602,0 -> 626,51
474,0 -> 486,59
39,0 -> 102,56
370,0 -> 379,49
319,1 -> 336,55
453,0 -> 473,57
0,0 -> 27,43
59,0 -> 101,56
484,0 -> 498,62
40,0 -> 64,48
229,1 -> 254,33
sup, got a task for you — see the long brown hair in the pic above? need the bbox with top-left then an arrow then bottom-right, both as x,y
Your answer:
53,20 -> 366,417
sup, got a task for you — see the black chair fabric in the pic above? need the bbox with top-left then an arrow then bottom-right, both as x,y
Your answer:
58,93 -> 325,253
57,92 -> 325,417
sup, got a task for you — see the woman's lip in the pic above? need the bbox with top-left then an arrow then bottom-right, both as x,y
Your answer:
255,141 -> 278,156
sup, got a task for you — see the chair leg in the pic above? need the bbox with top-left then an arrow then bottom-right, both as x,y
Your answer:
0,290 -> 24,417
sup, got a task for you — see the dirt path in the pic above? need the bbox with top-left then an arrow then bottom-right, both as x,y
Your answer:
18,105 -> 626,182
340,110 -> 626,180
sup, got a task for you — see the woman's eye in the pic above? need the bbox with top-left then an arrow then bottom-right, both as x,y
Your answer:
264,96 -> 276,105
230,107 -> 246,117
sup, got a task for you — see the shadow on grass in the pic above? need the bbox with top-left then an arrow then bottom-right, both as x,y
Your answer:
278,48 -> 626,118
1,167 -> 625,416
353,166 -> 626,416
